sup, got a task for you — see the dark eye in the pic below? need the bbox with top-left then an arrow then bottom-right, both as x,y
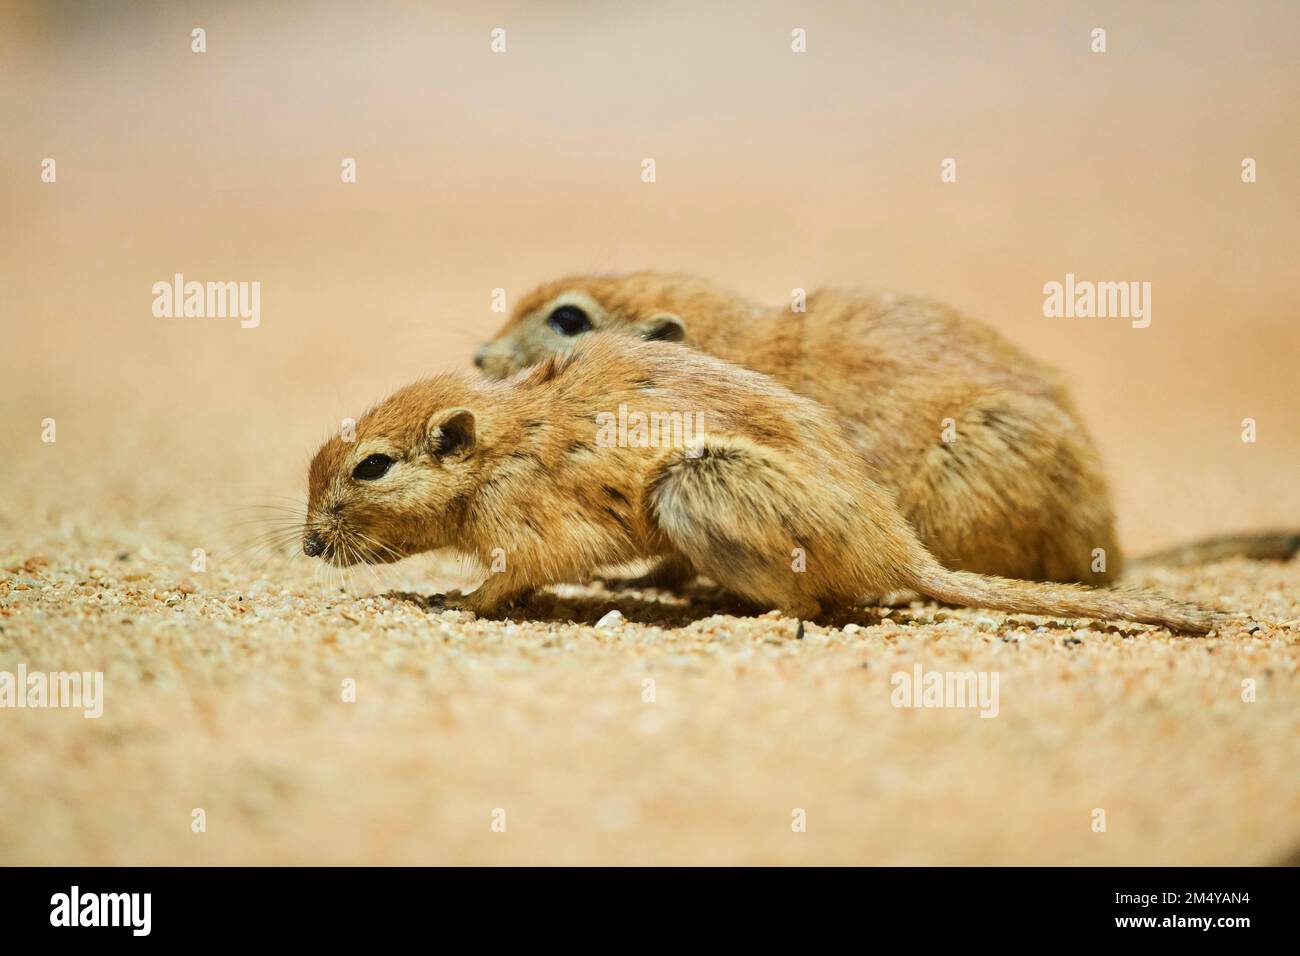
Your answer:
547,305 -> 592,336
352,454 -> 394,480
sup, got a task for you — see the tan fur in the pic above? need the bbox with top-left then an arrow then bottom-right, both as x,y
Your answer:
305,335 -> 1217,633
477,273 -> 1122,585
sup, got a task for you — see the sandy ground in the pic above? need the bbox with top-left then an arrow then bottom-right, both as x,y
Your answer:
2,500 -> 1299,865
2,1 -> 1298,864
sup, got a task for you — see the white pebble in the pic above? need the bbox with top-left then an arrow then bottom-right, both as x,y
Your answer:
595,610 -> 625,629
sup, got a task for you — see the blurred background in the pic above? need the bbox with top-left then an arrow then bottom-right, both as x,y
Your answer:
3,0 -> 1298,550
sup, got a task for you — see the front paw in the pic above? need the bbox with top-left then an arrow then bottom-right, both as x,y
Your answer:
425,589 -> 472,614
460,586 -> 536,618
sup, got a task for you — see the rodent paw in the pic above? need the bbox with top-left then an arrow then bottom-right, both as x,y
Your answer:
427,590 -> 471,613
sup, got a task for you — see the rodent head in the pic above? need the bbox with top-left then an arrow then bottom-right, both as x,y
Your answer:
474,275 -> 687,379
302,378 -> 480,566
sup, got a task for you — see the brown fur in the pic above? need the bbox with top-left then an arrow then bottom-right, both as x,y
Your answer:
305,335 -> 1217,633
477,273 -> 1122,585
480,273 -> 1300,584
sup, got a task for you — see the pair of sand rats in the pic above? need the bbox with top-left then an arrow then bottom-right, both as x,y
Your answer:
302,273 -> 1296,633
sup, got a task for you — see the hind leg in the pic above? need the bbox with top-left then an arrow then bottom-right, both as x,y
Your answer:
895,390 -> 1122,585
643,437 -> 914,619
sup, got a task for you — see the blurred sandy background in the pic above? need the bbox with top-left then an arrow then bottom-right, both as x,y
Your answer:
1,0 -> 1297,865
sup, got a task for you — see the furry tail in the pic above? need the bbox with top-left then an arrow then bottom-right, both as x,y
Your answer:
1133,530 -> 1300,568
909,564 -> 1217,634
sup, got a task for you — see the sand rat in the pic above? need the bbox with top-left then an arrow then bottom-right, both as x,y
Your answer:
474,272 -> 1297,588
302,334 -> 1219,633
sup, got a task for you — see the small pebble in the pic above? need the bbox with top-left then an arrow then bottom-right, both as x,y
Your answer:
595,609 -> 625,629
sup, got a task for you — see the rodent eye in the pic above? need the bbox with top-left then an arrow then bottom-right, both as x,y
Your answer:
352,454 -> 394,481
547,305 -> 592,336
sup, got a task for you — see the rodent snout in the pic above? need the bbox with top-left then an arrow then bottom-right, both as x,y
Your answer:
303,531 -> 326,558
473,345 -> 488,369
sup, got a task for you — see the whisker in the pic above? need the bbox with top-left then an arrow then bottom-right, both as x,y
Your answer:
345,532 -> 388,596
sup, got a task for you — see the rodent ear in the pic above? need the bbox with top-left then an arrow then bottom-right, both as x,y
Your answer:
640,313 -> 686,343
429,407 -> 476,459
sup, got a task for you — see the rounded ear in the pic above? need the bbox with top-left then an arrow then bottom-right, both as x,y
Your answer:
428,407 -> 476,459
639,313 -> 686,342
